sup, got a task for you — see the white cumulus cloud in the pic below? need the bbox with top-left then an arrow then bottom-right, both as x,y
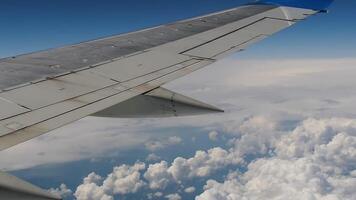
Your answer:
144,161 -> 172,190
48,184 -> 72,199
196,118 -> 356,200
75,162 -> 146,200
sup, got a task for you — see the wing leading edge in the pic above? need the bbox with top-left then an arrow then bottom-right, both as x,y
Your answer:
0,0 -> 334,151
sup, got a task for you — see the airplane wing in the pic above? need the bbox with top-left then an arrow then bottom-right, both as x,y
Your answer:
0,0 -> 333,151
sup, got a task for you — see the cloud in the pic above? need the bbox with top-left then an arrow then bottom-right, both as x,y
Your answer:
208,131 -> 219,141
48,184 -> 72,199
0,117 -> 151,170
75,146 -> 242,198
146,153 -> 161,162
75,162 -> 146,200
197,157 -> 356,200
75,183 -> 112,200
184,186 -> 196,193
147,191 -> 164,199
228,116 -> 282,158
168,147 -> 240,181
144,147 -> 241,189
145,136 -> 182,152
196,118 -> 356,200
84,173 -> 103,185
102,162 -> 146,195
165,193 -> 181,200
144,161 -> 172,190
169,58 -> 356,88
144,147 -> 242,190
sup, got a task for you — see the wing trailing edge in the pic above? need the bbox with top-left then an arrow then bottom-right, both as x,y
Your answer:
92,87 -> 223,118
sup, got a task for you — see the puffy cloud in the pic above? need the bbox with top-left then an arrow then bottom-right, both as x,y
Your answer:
274,118 -> 356,177
229,116 -> 282,158
276,118 -> 356,157
196,118 -> 356,200
314,133 -> 356,174
144,146 -> 242,190
74,144 -> 243,198
103,162 -> 146,195
75,172 -> 111,200
168,147 -> 240,181
75,183 -> 112,200
197,157 -> 356,200
75,162 -> 146,200
48,184 -> 72,199
184,186 -> 196,193
144,161 -> 172,190
165,193 -> 182,200
196,179 -> 243,200
84,172 -> 103,184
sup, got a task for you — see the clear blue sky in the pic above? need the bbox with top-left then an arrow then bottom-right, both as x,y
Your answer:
0,0 -> 354,59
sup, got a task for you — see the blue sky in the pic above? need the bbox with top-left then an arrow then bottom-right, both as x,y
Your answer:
0,0 -> 355,58
1,1 -> 356,200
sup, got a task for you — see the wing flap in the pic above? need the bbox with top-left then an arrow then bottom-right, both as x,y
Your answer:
93,87 -> 223,118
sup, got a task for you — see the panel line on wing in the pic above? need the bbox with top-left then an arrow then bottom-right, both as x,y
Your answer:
0,59 -> 193,121
0,58 -> 212,137
179,17 -> 297,56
